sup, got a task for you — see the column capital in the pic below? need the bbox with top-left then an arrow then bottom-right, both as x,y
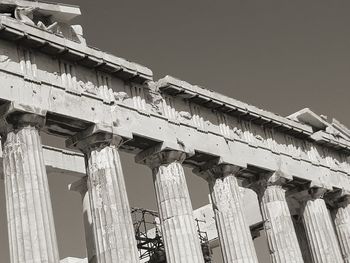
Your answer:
0,102 -> 46,135
139,149 -> 186,169
66,123 -> 122,154
288,181 -> 332,202
249,170 -> 291,196
135,142 -> 192,169
193,159 -> 242,181
308,187 -> 328,199
325,189 -> 350,208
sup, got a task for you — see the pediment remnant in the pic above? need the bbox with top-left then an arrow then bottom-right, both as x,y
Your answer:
0,0 -> 83,42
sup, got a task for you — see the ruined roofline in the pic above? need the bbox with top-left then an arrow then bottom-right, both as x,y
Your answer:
155,75 -> 312,133
0,0 -> 81,21
0,0 -> 81,9
0,15 -> 153,83
332,118 -> 350,139
0,8 -> 349,153
156,76 -> 350,152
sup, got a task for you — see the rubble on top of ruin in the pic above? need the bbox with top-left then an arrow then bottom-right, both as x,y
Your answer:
0,0 -> 84,43
289,108 -> 350,141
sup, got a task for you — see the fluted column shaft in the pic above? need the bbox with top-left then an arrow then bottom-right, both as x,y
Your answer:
146,150 -> 204,263
292,215 -> 313,263
75,133 -> 139,263
301,189 -> 343,263
195,163 -> 258,263
332,198 -> 350,263
210,174 -> 259,263
255,174 -> 304,263
69,178 -> 97,263
1,114 -> 60,263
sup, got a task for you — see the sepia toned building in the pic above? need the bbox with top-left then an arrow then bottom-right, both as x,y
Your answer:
0,1 -> 350,263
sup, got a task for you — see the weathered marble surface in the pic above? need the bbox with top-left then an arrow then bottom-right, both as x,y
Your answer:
69,177 -> 97,263
0,24 -> 349,193
74,133 -> 139,263
255,173 -> 304,263
330,195 -> 350,263
0,2 -> 350,263
302,188 -> 343,263
141,150 -> 204,263
196,164 -> 259,263
292,215 -> 313,263
1,114 -> 60,263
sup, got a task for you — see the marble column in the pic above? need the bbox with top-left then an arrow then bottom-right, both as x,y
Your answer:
196,164 -> 258,263
1,113 -> 60,263
301,187 -> 343,263
254,173 -> 304,263
332,196 -> 350,263
74,133 -> 139,263
143,150 -> 204,263
292,215 -> 313,263
69,177 -> 97,263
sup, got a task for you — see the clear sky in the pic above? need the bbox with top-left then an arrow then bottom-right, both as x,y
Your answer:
0,0 -> 350,262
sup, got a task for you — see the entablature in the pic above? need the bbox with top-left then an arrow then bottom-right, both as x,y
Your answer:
0,10 -> 349,192
156,76 -> 313,136
0,16 -> 152,84
155,76 -> 350,154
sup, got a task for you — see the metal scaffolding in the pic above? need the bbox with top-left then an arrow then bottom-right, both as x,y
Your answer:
131,207 -> 213,263
195,218 -> 213,263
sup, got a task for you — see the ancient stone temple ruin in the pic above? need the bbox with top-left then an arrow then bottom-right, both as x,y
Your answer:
0,1 -> 350,263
